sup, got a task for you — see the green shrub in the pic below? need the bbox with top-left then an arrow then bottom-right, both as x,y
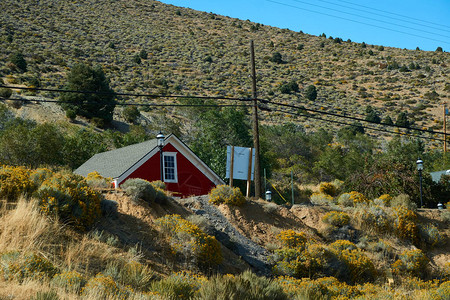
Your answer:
391,193 -> 417,210
30,168 -> 53,187
150,272 -> 206,300
310,192 -> 334,205
419,224 -> 445,248
52,270 -> 86,293
82,273 -> 127,298
209,185 -> 245,206
155,214 -> 223,267
31,291 -> 59,300
337,193 -> 353,207
150,180 -> 166,190
0,87 -> 12,99
197,270 -> 288,300
36,171 -> 103,231
356,205 -> 390,233
9,52 -> 27,72
122,105 -> 140,123
322,211 -> 350,227
104,261 -> 155,292
3,252 -> 57,282
121,178 -> 156,204
65,109 -> 76,121
392,249 -> 429,278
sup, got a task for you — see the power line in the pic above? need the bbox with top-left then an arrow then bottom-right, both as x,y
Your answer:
338,0 -> 450,30
269,106 -> 446,142
289,0 -> 450,39
262,98 -> 446,136
1,86 -> 445,141
266,0 -> 450,45
0,85 -> 251,102
0,97 -> 252,108
314,0 -> 450,34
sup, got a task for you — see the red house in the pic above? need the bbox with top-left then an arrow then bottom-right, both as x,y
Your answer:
75,134 -> 224,197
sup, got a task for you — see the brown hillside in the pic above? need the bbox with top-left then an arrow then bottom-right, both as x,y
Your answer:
1,0 -> 449,145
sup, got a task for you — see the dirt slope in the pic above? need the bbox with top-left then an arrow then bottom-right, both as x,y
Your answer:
99,190 -> 449,277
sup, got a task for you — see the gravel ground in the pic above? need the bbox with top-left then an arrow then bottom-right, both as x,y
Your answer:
179,195 -> 272,276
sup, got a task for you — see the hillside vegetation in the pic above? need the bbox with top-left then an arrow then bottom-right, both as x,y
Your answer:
0,0 -> 449,138
0,166 -> 449,299
0,2 -> 450,297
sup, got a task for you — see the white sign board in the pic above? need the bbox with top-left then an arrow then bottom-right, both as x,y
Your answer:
225,146 -> 255,180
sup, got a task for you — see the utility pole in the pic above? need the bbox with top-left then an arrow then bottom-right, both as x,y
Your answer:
444,105 -> 447,153
250,40 -> 261,198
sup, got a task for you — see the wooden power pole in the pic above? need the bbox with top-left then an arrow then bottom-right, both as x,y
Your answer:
445,105 -> 448,153
250,40 -> 261,198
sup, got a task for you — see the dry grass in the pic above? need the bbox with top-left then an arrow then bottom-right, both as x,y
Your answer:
0,198 -> 63,255
0,198 -> 141,277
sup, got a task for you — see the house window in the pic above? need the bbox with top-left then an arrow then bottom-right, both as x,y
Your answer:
163,152 -> 177,182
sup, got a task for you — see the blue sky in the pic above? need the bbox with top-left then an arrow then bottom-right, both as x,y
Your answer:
159,0 -> 450,51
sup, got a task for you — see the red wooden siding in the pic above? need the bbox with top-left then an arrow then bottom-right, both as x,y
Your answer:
123,143 -> 216,197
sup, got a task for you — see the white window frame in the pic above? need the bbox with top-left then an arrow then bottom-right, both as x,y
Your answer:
163,152 -> 178,183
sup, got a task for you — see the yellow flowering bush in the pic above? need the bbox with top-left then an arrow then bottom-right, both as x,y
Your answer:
36,171 -> 102,231
377,194 -> 392,206
150,271 -> 207,299
392,249 -> 429,278
349,191 -> 369,205
273,240 -> 375,284
155,214 -> 222,267
30,168 -> 53,187
275,276 -> 361,299
272,247 -> 312,278
82,273 -> 127,299
328,240 -> 357,252
86,171 -> 112,189
442,262 -> 450,280
337,248 -> 377,283
319,182 -> 338,197
52,270 -> 86,293
209,185 -> 245,206
392,206 -> 419,245
322,211 -> 350,227
2,252 -> 57,282
0,165 -> 36,201
277,230 -> 307,249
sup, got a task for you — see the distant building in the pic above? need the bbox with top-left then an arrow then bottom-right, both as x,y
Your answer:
75,134 -> 224,197
430,169 -> 450,183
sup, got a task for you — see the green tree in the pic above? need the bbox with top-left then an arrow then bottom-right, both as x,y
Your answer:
139,49 -> 148,59
9,52 -> 27,72
60,63 -> 116,124
122,105 -> 140,123
304,85 -> 317,101
435,46 -> 443,52
180,99 -> 251,179
365,110 -> 381,124
0,120 -> 64,167
395,112 -> 410,128
62,128 -> 108,169
383,115 -> 394,125
270,52 -> 283,64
